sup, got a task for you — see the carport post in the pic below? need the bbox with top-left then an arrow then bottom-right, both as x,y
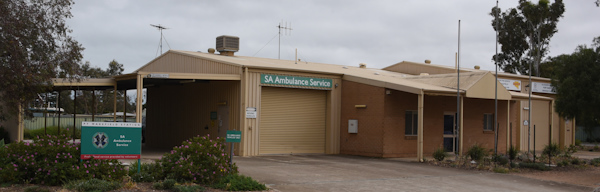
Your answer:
113,85 -> 117,122
123,90 -> 127,122
135,74 -> 143,123
417,91 -> 424,162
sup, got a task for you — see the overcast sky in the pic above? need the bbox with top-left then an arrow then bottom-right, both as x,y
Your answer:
67,0 -> 600,74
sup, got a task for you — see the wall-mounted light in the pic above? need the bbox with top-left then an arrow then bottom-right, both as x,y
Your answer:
335,83 -> 339,88
355,105 -> 367,108
386,90 -> 391,95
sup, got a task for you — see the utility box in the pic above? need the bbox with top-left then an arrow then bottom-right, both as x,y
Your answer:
348,119 -> 358,133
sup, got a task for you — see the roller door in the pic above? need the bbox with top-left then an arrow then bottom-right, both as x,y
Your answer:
260,86 -> 326,154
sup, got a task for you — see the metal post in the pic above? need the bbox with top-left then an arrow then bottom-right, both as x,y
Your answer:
230,143 -> 234,168
456,20 -> 461,159
57,91 -> 61,133
44,92 -> 48,135
533,125 -> 536,163
73,90 -> 76,142
494,0 -> 499,157
138,159 -> 141,173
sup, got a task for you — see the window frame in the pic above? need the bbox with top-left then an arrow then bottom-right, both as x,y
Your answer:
405,110 -> 418,136
483,113 -> 494,131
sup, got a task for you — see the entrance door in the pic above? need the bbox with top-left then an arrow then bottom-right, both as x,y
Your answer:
218,105 -> 229,139
443,113 -> 456,153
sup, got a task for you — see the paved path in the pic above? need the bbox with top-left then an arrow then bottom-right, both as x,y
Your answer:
235,155 -> 592,192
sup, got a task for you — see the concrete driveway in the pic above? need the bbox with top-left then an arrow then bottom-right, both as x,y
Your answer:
235,155 -> 592,192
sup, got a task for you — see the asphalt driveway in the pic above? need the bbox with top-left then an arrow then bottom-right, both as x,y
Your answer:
235,154 -> 593,192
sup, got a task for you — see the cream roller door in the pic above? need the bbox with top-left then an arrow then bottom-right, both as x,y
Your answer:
260,86 -> 326,154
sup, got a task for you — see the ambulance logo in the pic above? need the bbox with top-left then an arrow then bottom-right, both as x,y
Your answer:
92,132 -> 108,149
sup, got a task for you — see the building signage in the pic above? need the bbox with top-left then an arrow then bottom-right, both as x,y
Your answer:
147,73 -> 169,78
246,107 -> 257,119
81,122 -> 142,159
498,79 -> 522,91
532,82 -> 556,94
261,74 -> 332,88
226,130 -> 241,143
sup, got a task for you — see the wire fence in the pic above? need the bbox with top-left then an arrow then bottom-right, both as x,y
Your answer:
575,126 -> 600,142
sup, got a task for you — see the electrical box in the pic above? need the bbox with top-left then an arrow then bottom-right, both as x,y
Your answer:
348,119 -> 358,133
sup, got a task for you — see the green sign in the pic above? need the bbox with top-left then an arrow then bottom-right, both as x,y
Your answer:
226,130 -> 241,143
81,122 -> 142,159
261,74 -> 332,88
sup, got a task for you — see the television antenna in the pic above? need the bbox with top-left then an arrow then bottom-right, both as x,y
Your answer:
150,24 -> 171,57
277,21 -> 292,59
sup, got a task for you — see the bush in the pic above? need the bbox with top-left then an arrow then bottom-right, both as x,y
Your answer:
153,179 -> 177,190
156,134 -> 238,184
0,134 -> 126,185
23,186 -> 51,192
466,144 -> 488,162
590,158 -> 600,166
571,158 -> 582,165
508,145 -> 519,161
543,142 -> 561,159
493,167 -> 509,173
63,179 -> 122,192
432,148 -> 447,161
24,126 -> 81,139
0,126 -> 10,144
174,185 -> 206,192
509,162 -> 518,168
129,161 -> 162,182
492,154 -> 509,166
519,162 -> 550,171
574,139 -> 581,147
212,174 -> 267,191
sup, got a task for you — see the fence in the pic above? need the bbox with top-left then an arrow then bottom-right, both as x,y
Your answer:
25,116 -> 136,130
575,126 -> 600,142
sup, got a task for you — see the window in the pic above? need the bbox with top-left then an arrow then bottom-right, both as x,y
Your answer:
483,113 -> 493,131
405,111 -> 418,136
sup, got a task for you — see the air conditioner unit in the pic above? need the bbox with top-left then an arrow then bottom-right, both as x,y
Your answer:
216,35 -> 239,52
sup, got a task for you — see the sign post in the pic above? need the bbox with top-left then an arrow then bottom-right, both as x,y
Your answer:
81,122 -> 142,172
226,130 -> 241,167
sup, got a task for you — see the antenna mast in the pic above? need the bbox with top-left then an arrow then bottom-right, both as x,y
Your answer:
150,24 -> 170,56
277,21 -> 292,60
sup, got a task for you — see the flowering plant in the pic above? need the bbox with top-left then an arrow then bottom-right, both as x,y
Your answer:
156,134 -> 238,184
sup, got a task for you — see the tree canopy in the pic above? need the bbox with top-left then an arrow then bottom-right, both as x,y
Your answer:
490,0 -> 565,76
551,37 -> 600,128
0,0 -> 83,120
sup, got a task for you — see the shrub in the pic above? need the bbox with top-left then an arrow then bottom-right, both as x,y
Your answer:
543,143 -> 561,159
23,186 -> 51,192
153,179 -> 177,190
129,161 -> 162,182
212,174 -> 267,191
509,162 -> 518,168
574,139 -> 581,147
0,126 -> 10,144
432,148 -> 447,161
466,144 -> 488,162
492,154 -> 509,166
591,158 -> 600,166
0,133 -> 126,185
63,179 -> 122,192
24,126 -> 81,140
557,160 -> 569,167
174,184 -> 206,192
156,134 -> 238,184
493,167 -> 509,173
571,158 -> 582,165
519,162 -> 550,171
507,145 -> 519,161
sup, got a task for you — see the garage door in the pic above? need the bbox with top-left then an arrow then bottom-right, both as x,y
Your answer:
260,86 -> 326,154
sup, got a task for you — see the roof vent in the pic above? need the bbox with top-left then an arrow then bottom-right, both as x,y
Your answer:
474,65 -> 480,69
216,35 -> 239,56
208,48 -> 216,54
359,63 -> 367,68
424,60 -> 431,64
420,73 -> 429,76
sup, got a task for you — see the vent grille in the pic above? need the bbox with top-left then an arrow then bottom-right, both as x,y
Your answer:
216,35 -> 239,52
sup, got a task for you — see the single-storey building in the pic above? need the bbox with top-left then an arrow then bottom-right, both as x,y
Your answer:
3,36 -> 574,161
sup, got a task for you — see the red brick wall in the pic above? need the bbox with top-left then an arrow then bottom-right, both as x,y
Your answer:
340,81 -> 385,157
382,90 -> 418,157
462,98 -> 509,154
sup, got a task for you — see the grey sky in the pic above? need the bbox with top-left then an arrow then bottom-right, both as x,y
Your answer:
67,0 -> 600,74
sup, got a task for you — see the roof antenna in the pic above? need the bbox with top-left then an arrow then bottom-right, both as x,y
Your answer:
277,21 -> 292,60
151,24 -> 171,57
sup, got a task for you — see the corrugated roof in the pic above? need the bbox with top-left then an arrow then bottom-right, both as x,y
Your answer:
162,50 -> 457,94
401,72 -> 487,91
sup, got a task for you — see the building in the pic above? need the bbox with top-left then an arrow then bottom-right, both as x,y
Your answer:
4,36 -> 575,160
